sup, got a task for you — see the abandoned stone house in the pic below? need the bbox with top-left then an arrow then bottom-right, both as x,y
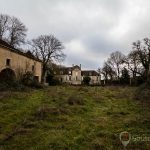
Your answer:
0,39 -> 42,82
57,64 -> 101,85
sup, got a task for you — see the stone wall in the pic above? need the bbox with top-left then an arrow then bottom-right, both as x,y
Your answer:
0,46 -> 42,82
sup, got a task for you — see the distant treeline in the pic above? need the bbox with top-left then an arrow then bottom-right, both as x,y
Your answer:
98,38 -> 150,86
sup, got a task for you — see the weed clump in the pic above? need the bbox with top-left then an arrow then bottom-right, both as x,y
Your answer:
135,81 -> 150,102
67,96 -> 84,105
34,105 -> 69,120
0,81 -> 26,91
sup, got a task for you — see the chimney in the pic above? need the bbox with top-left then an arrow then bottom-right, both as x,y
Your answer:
80,64 -> 81,69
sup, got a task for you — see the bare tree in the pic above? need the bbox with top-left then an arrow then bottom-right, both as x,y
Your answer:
0,14 -> 10,39
8,16 -> 27,47
133,38 -> 150,79
108,51 -> 125,79
0,14 -> 27,47
101,61 -> 116,82
30,34 -> 66,83
125,51 -> 143,78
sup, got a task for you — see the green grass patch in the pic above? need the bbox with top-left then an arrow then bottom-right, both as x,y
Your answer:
0,86 -> 150,149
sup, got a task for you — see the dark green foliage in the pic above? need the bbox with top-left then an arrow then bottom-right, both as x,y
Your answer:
21,71 -> 43,88
68,95 -> 84,105
120,67 -> 130,85
0,81 -> 25,91
111,80 -> 120,85
21,71 -> 34,86
0,68 -> 16,84
0,68 -> 25,91
46,74 -> 60,86
82,76 -> 91,85
135,78 -> 150,101
131,76 -> 145,86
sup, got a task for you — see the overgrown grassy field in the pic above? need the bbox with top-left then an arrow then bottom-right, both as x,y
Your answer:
0,86 -> 149,150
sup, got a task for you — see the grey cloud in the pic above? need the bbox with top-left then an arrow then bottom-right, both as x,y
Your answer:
0,0 -> 150,69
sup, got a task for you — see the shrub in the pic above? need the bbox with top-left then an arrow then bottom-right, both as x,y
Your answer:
0,68 -> 16,84
21,72 -> 34,86
82,76 -> 91,85
68,96 -> 84,105
46,74 -> 61,86
135,80 -> 150,102
0,81 -> 26,91
21,72 -> 43,88
120,68 -> 130,85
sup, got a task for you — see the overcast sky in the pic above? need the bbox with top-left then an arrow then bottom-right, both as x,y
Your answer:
0,0 -> 150,70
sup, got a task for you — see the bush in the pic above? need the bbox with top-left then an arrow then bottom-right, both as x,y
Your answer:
110,80 -> 120,85
0,68 -> 16,84
135,80 -> 150,102
0,71 -> 43,91
46,74 -> 61,86
68,96 -> 84,105
82,76 -> 91,85
131,76 -> 145,86
0,81 -> 26,91
120,68 -> 130,85
21,72 -> 43,88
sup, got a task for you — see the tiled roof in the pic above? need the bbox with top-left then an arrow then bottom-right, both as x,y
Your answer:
58,65 -> 81,75
0,39 -> 42,62
81,70 -> 99,76
58,65 -> 99,76
59,67 -> 72,75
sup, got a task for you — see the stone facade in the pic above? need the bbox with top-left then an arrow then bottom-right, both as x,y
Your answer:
0,39 -> 42,82
57,65 -> 101,85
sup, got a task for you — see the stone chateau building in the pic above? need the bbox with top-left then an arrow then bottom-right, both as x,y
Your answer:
0,39 -> 42,82
0,39 -> 100,85
57,64 -> 101,85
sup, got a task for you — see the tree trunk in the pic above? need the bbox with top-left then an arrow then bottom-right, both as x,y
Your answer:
41,66 -> 46,84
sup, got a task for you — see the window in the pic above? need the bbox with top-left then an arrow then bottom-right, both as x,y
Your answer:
76,76 -> 78,81
6,59 -> 11,66
34,76 -> 39,82
97,76 -> 99,81
69,71 -> 71,74
69,76 -> 71,81
32,65 -> 35,71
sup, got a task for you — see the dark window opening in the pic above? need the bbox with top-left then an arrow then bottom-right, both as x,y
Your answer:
34,76 -> 39,82
69,76 -> 71,81
61,78 -> 63,82
32,65 -> 35,71
6,59 -> 11,66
